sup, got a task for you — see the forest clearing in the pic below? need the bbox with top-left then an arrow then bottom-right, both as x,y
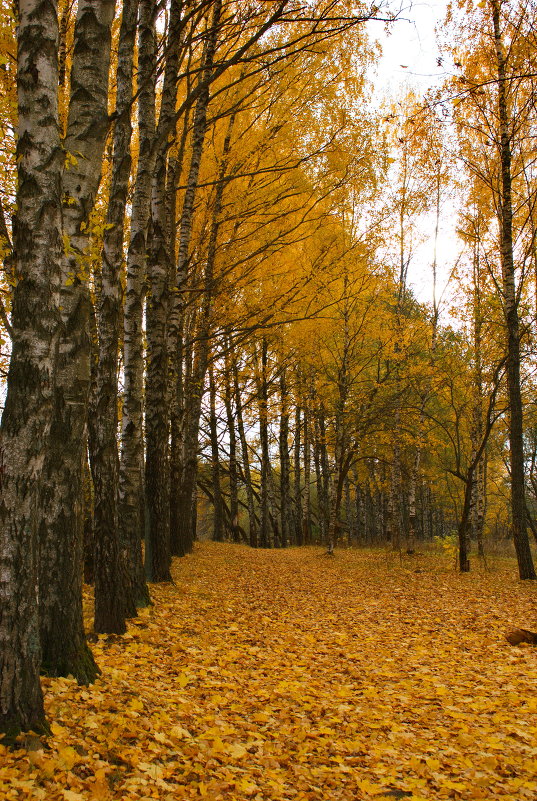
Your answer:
2,542 -> 537,801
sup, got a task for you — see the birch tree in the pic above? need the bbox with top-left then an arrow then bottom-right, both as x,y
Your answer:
0,0 -> 63,737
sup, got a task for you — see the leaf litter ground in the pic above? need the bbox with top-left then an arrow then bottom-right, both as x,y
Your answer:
2,543 -> 537,800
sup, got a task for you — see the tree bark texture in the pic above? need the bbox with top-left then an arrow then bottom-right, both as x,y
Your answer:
279,367 -> 291,548
145,0 -> 188,582
119,0 -> 156,591
0,0 -> 63,735
491,0 -> 535,579
302,400 -> 312,545
93,0 -> 141,630
39,0 -> 115,666
209,362 -> 224,541
234,356 -> 257,547
257,339 -> 271,548
294,402 -> 303,546
224,348 -> 241,542
168,0 -> 222,555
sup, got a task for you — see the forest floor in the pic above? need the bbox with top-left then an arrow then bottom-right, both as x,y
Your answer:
2,543 -> 537,801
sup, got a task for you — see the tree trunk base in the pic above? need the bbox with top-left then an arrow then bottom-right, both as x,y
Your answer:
0,715 -> 50,748
41,639 -> 100,685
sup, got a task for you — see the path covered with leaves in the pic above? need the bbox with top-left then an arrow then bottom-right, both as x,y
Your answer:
2,543 -> 537,800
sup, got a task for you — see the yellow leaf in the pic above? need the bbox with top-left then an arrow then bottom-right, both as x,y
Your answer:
357,778 -> 382,794
137,762 -> 163,779
90,777 -> 110,801
443,780 -> 467,791
235,778 -> 258,795
227,742 -> 248,759
208,736 -> 226,754
177,673 -> 191,688
58,746 -> 79,770
63,792 -> 85,801
51,722 -> 68,737
170,725 -> 193,741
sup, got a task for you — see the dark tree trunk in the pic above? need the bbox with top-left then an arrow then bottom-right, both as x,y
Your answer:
93,0 -> 141,625
457,466 -> 474,573
209,362 -> 225,541
144,0 -> 188,583
119,0 -> 156,601
303,400 -> 312,545
258,339 -> 271,548
313,414 -> 324,543
294,402 -> 303,545
224,348 -> 241,542
168,110 -> 191,556
168,1 -> 222,555
345,477 -> 354,544
318,407 -> 330,543
279,367 -> 291,548
233,355 -> 257,547
83,453 -> 95,584
491,0 -> 535,580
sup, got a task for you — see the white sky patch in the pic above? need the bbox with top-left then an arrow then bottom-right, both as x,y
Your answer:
371,1 -> 448,97
367,1 -> 458,315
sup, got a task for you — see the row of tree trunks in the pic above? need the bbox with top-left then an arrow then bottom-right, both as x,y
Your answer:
5,0 -> 452,740
198,342 -> 458,550
38,0 -> 116,674
1,0 -> 120,734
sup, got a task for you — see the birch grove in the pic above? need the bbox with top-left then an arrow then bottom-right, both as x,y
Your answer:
2,0 -> 537,738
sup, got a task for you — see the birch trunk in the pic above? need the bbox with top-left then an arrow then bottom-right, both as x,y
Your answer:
318,407 -> 330,543
293,403 -> 303,546
344,478 -> 351,544
119,0 -> 156,596
168,111 -> 192,556
313,415 -> 323,542
92,0 -> 140,629
224,348 -> 240,542
169,0 -> 222,554
144,0 -> 187,582
303,402 -> 312,545
257,339 -> 271,548
39,0 -> 115,667
234,356 -> 257,547
209,362 -> 224,541
471,246 -> 487,558
279,367 -> 291,548
407,426 -> 422,553
0,0 -> 63,736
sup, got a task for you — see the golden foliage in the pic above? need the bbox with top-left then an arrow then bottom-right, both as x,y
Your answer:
2,543 -> 537,800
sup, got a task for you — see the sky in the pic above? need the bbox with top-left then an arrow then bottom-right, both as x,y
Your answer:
369,0 -> 459,315
373,1 -> 449,96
